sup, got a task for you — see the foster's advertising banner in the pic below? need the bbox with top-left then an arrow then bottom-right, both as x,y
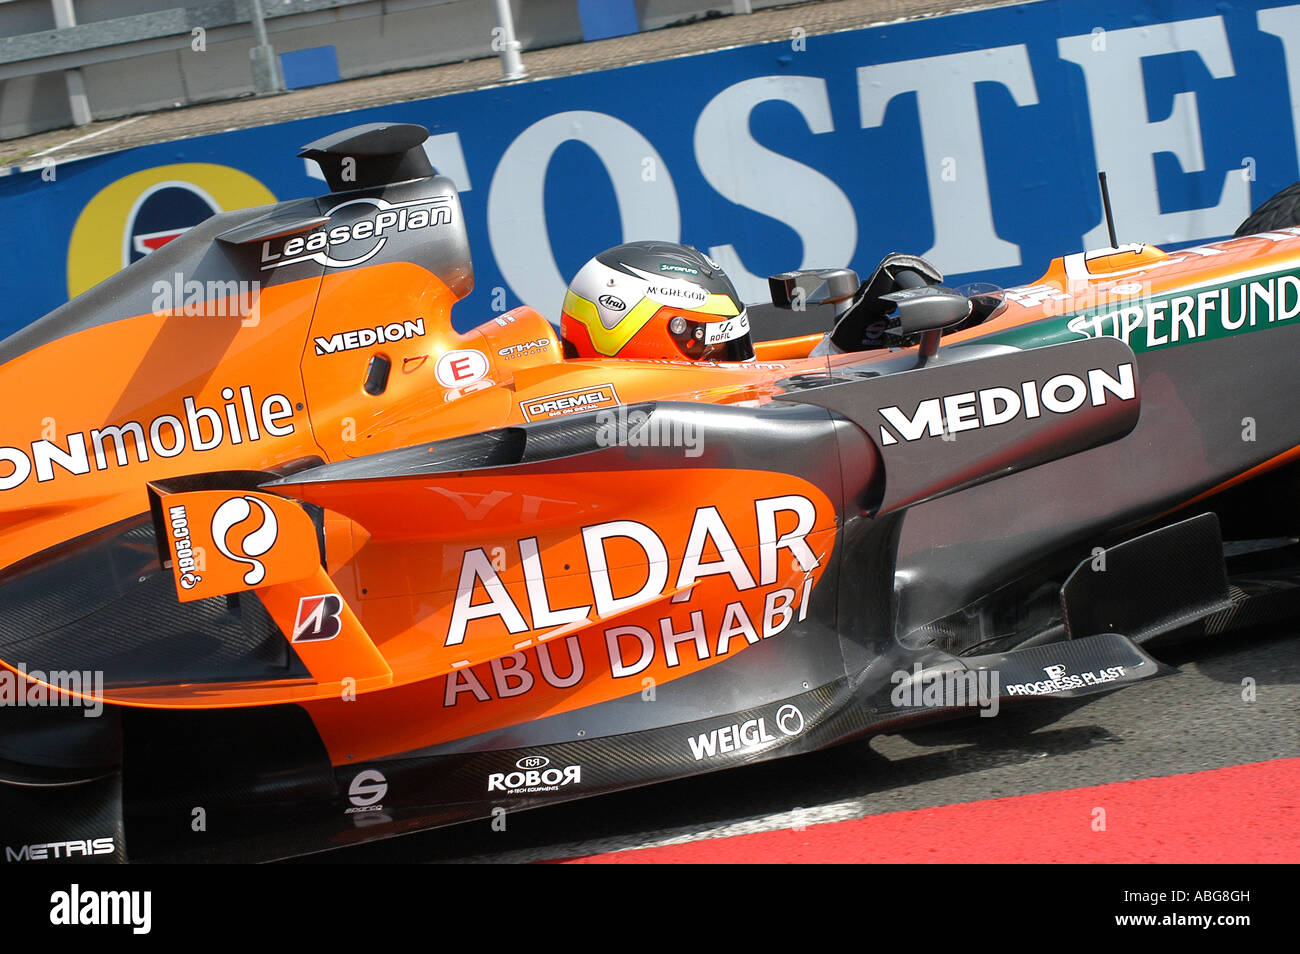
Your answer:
2,0 -> 1300,336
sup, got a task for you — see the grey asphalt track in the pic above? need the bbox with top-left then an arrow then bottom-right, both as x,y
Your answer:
309,625 -> 1299,863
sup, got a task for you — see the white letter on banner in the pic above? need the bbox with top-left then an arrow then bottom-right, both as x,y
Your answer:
487,111 -> 679,314
1058,17 -> 1249,247
858,45 -> 1039,274
694,76 -> 857,304
1258,6 -> 1300,180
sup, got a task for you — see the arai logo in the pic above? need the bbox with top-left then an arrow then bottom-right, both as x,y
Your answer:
598,294 -> 626,311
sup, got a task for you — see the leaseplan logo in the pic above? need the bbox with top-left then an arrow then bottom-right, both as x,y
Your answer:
875,363 -> 1136,446
260,194 -> 454,271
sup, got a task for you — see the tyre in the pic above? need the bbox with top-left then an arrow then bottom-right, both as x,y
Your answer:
1235,181 -> 1300,235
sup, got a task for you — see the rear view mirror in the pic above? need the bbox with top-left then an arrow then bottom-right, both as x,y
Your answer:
882,285 -> 972,364
956,282 -> 1008,326
768,268 -> 860,315
882,285 -> 972,336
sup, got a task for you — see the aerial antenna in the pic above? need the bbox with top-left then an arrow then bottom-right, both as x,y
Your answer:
1098,171 -> 1119,248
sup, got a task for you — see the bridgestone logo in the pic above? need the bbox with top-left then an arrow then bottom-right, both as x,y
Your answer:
314,318 -> 424,355
876,363 -> 1135,446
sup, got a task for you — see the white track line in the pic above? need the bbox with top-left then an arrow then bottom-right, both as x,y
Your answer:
31,115 -> 145,157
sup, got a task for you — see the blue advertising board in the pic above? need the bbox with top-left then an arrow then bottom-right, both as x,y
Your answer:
2,0 -> 1299,337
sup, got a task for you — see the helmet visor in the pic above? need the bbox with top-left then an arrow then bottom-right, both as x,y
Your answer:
667,310 -> 755,362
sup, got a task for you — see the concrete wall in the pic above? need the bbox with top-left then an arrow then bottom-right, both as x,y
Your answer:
0,0 -> 57,35
0,64 -> 66,138
0,0 -> 791,140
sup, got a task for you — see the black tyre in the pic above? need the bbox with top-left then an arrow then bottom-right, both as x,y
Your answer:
1236,181 -> 1300,235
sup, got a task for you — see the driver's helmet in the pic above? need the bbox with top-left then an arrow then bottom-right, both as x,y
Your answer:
560,241 -> 754,362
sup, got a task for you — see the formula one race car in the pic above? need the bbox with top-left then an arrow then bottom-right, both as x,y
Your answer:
2,123 -> 1298,863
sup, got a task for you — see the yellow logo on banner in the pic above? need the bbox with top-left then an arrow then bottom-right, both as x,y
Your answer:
66,163 -> 276,299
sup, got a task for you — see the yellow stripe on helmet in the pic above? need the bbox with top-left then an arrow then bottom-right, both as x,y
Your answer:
563,290 -> 661,356
694,293 -> 742,317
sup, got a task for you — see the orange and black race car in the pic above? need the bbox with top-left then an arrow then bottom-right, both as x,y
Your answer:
2,123 -> 1298,862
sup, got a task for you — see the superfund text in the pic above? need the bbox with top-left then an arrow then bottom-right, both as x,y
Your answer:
1068,273 -> 1300,351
